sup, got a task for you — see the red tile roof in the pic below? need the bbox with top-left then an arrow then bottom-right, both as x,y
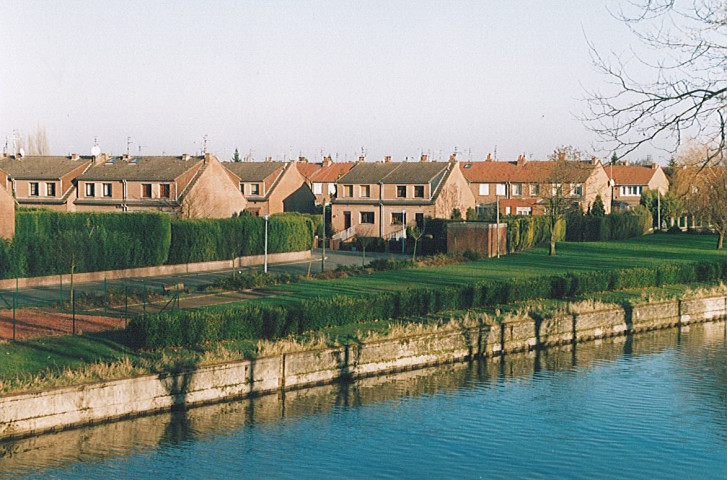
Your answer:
296,162 -> 321,179
606,164 -> 659,186
310,162 -> 355,182
459,161 -> 518,182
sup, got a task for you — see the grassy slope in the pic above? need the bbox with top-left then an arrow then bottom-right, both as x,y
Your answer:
1,233 -> 725,389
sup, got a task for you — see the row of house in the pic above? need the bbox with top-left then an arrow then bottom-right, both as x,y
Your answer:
0,151 -> 670,242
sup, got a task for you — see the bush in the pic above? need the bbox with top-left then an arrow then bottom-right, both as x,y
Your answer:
504,216 -> 565,253
2,211 -> 170,279
566,211 -> 651,242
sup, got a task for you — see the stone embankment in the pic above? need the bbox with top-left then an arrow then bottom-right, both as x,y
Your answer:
1,294 -> 725,440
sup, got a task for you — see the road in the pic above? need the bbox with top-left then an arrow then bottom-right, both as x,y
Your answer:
0,249 -> 409,309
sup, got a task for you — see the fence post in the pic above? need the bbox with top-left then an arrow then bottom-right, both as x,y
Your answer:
59,274 -> 63,310
143,280 -> 147,319
104,277 -> 108,316
13,275 -> 17,341
124,283 -> 128,328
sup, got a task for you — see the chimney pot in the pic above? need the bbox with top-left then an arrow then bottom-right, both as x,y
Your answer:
384,155 -> 391,163
486,153 -> 492,162
420,154 -> 428,162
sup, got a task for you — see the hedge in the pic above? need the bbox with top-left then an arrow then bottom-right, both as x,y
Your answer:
1,211 -> 170,279
504,216 -> 566,253
166,213 -> 315,264
565,211 -> 651,242
127,257 -> 727,349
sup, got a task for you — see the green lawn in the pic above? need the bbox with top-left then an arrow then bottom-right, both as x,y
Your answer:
211,233 -> 727,309
1,233 -> 725,393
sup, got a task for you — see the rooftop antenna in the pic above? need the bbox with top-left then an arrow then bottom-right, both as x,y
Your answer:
202,134 -> 208,154
138,145 -> 146,154
126,137 -> 132,156
494,145 -> 498,161
3,137 -> 8,155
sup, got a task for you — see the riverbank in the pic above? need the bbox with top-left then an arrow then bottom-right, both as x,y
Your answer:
2,290 -> 725,441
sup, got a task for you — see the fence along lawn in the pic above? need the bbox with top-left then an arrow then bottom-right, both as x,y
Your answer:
211,234 -> 727,309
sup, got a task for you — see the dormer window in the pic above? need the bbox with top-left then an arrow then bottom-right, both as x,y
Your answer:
160,184 -> 171,198
30,182 -> 39,196
414,185 -> 424,198
251,183 -> 260,195
86,183 -> 96,197
46,182 -> 56,197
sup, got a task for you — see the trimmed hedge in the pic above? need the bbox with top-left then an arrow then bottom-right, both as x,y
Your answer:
127,257 -> 727,349
1,211 -> 170,279
565,211 -> 651,242
167,213 -> 314,264
504,216 -> 566,253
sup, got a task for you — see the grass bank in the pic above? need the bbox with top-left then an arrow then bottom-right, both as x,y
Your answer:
1,234 -> 725,394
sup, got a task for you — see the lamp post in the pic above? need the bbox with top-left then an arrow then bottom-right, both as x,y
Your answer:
321,201 -> 326,272
263,213 -> 269,273
496,195 -> 500,259
401,208 -> 406,254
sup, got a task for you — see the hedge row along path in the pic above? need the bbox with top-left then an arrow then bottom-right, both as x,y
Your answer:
0,289 -> 281,341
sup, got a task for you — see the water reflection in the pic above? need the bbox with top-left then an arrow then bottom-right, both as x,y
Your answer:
1,321 -> 726,478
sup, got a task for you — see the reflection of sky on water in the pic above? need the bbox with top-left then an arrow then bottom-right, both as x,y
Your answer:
3,322 -> 727,479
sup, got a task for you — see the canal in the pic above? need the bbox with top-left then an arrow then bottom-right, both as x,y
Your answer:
2,322 -> 727,479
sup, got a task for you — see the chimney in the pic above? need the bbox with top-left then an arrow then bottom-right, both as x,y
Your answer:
516,155 -> 526,166
70,153 -> 80,161
182,153 -> 190,162
384,155 -> 392,163
299,156 -> 307,163
122,154 -> 131,161
591,156 -> 598,165
323,155 -> 332,167
358,155 -> 365,163
651,163 -> 658,170
449,153 -> 457,163
420,154 -> 428,163
557,152 -> 566,162
93,153 -> 108,166
486,153 -> 492,162
204,152 -> 213,164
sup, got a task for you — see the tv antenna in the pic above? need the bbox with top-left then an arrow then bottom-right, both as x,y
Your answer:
202,134 -> 208,154
126,137 -> 133,156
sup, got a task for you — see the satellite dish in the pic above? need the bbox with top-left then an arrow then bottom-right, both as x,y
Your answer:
91,145 -> 101,156
17,148 -> 24,158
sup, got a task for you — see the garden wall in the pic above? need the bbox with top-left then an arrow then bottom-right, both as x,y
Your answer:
1,293 -> 725,440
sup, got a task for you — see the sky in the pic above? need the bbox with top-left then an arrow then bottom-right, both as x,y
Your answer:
0,1 -> 661,163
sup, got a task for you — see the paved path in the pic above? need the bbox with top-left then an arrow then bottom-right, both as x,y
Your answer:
0,249 -> 408,310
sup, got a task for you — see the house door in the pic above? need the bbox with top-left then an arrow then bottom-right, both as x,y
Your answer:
344,211 -> 351,230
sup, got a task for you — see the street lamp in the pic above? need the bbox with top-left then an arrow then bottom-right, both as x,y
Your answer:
321,201 -> 327,272
401,208 -> 406,254
263,213 -> 269,273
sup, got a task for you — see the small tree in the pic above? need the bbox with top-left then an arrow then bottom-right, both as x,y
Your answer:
355,224 -> 375,266
408,221 -> 431,262
590,194 -> 606,217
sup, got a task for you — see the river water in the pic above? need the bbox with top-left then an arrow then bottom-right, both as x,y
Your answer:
2,322 -> 727,479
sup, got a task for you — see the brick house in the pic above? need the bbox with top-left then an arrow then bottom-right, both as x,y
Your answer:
606,163 -> 669,211
224,160 -> 315,215
75,153 -> 245,218
0,183 -> 14,239
461,155 -> 612,216
331,156 -> 475,241
302,156 -> 355,206
0,154 -> 92,212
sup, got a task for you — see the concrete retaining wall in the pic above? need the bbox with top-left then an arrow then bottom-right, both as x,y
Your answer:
0,250 -> 311,290
1,293 -> 725,440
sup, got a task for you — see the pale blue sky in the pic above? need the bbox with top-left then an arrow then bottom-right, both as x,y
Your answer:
1,1 -> 653,162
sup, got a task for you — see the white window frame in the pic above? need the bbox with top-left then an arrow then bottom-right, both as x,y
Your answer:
313,182 -> 322,194
478,184 -> 489,196
495,183 -> 506,196
511,183 -> 522,196
516,206 -> 532,215
85,183 -> 96,197
103,183 -> 112,197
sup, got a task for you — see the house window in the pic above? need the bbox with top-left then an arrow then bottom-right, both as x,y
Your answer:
511,183 -> 522,196
495,183 -> 506,196
85,183 -> 96,197
396,185 -> 407,198
360,185 -> 371,197
46,183 -> 56,197
103,183 -> 112,197
505,206 -> 512,215
30,182 -> 39,196
620,185 -> 642,197
142,183 -> 152,198
552,183 -> 562,196
239,183 -> 245,194
360,211 -> 375,224
313,182 -> 322,194
251,183 -> 261,195
516,206 -> 532,215
415,213 -> 424,228
570,183 -> 583,196
414,185 -> 424,198
479,184 -> 489,196
529,184 -> 540,197
391,212 -> 404,225
343,185 -> 353,197
160,184 -> 171,198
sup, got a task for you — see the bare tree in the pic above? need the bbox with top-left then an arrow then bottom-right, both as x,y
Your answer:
15,126 -> 50,155
584,1 -> 727,165
542,147 -> 588,256
671,142 -> 727,248
354,224 -> 375,266
409,222 -> 430,262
